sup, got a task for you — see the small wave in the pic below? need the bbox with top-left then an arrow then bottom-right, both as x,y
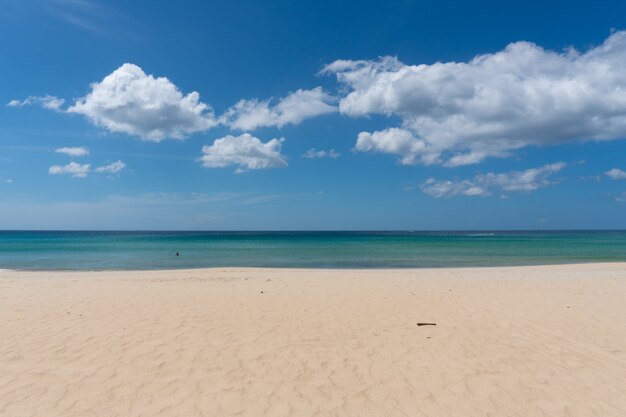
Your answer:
466,233 -> 496,237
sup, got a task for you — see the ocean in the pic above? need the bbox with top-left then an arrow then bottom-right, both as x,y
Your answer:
0,230 -> 625,270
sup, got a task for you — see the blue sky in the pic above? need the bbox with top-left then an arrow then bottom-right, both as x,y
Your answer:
1,0 -> 626,230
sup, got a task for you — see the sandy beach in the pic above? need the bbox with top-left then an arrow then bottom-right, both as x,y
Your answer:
1,264 -> 626,417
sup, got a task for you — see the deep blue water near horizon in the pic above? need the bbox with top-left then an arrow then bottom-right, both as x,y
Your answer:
0,230 -> 625,271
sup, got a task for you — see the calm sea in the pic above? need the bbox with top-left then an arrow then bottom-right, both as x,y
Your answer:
0,230 -> 625,271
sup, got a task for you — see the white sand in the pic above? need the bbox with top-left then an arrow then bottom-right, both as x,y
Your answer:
1,264 -> 626,417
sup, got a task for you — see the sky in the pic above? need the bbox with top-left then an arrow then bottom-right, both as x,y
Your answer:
1,0 -> 626,230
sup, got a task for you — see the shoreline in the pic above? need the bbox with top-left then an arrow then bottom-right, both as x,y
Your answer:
2,264 -> 626,416
2,260 -> 626,274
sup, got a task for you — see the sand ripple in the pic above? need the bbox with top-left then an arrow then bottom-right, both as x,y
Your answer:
1,265 -> 626,416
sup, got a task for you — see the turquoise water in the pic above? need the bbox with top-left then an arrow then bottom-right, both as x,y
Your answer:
0,231 -> 625,270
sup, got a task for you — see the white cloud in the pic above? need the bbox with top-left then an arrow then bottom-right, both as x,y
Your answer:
49,162 -> 91,178
55,146 -> 90,157
95,160 -> 126,174
3,179 -> 13,184
324,32 -> 626,166
48,160 -> 126,177
606,168 -> 626,180
7,95 -> 65,111
421,162 -> 566,198
67,63 -> 217,141
199,133 -> 287,173
302,148 -> 340,159
420,178 -> 489,198
320,59 -> 370,74
222,87 -> 336,130
355,128 -> 427,165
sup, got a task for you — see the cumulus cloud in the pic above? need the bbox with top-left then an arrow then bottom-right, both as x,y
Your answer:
95,160 -> 126,174
302,148 -> 340,159
55,146 -> 89,157
606,168 -> 626,180
421,162 -> 566,198
222,87 -> 336,130
67,63 -> 217,141
324,32 -> 626,166
49,162 -> 91,178
199,133 -> 287,173
355,128 -> 428,165
7,95 -> 65,111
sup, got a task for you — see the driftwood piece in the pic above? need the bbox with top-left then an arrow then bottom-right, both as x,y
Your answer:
416,322 -> 437,326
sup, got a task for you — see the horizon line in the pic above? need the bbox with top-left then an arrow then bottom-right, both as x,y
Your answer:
1,229 -> 625,233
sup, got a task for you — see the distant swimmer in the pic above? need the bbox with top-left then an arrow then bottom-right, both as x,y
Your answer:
176,252 -> 180,256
